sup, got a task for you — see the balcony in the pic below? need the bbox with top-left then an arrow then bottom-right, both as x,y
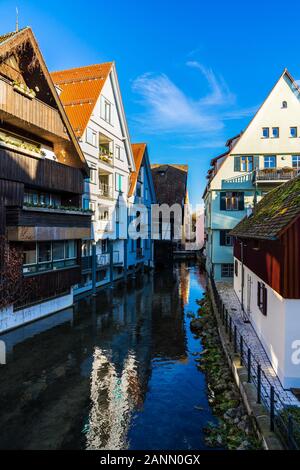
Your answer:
6,205 -> 91,241
99,183 -> 113,199
98,219 -> 113,232
254,168 -> 300,184
0,78 -> 68,142
81,251 -> 122,272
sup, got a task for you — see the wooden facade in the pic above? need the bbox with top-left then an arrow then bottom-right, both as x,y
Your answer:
234,216 -> 300,299
0,27 -> 91,313
0,77 -> 68,141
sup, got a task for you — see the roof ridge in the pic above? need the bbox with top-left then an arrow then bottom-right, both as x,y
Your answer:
51,61 -> 113,76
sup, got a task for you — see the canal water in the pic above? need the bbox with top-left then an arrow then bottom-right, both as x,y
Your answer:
0,262 -> 217,450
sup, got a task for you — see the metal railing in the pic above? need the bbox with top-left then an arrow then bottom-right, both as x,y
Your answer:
99,183 -> 113,198
81,251 -> 121,271
210,275 -> 300,450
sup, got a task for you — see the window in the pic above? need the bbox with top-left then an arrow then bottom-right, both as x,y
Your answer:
65,240 -> 76,259
220,192 -> 244,211
241,156 -> 253,172
99,207 -> 110,221
272,127 -> 279,138
89,168 -> 97,184
262,127 -> 269,138
290,127 -> 297,138
234,260 -> 238,277
101,239 -> 108,253
145,188 -> 149,200
220,230 -> 233,246
23,190 -> 61,208
136,182 -> 142,198
221,264 -> 234,278
282,101 -> 287,108
264,155 -> 276,168
23,242 -> 37,266
115,173 -> 123,192
101,97 -> 113,124
257,281 -> 267,316
292,155 -> 300,168
86,128 -> 97,146
115,145 -> 122,160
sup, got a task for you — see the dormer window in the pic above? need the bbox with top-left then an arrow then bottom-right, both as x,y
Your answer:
282,101 -> 287,108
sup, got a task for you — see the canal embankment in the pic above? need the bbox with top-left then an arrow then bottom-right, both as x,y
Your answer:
204,278 -> 284,450
191,294 -> 262,450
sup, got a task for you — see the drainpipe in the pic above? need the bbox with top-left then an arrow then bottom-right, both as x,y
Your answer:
91,241 -> 97,296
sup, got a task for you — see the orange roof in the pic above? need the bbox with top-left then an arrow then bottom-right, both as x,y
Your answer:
51,62 -> 113,137
129,143 -> 147,197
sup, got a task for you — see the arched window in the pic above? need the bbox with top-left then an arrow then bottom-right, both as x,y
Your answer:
282,100 -> 287,108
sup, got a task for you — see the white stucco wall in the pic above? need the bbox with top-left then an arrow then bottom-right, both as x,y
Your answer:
0,291 -> 74,334
233,258 -> 300,389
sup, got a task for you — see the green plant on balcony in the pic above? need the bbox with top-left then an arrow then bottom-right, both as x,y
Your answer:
99,145 -> 113,163
12,80 -> 36,99
23,201 -> 93,213
0,134 -> 43,155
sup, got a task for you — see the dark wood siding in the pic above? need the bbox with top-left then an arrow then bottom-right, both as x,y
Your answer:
6,207 -> 91,228
282,217 -> 300,299
234,218 -> 300,299
234,238 -> 283,296
15,266 -> 81,309
0,149 -> 83,193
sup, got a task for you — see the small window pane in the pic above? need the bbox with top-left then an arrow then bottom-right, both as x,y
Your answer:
264,156 -> 276,168
23,242 -> 36,265
292,156 -> 300,168
262,127 -> 269,138
38,242 -> 52,263
65,240 -> 76,259
52,241 -> 65,261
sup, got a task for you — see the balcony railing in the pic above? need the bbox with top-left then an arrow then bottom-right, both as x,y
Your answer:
98,219 -> 113,232
99,183 -> 113,198
0,78 -> 67,140
81,251 -> 121,271
254,168 -> 300,182
99,150 -> 113,165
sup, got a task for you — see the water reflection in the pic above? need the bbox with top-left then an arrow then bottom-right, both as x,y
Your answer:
0,262 -> 215,450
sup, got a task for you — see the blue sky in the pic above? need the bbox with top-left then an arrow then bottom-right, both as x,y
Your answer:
0,0 -> 299,206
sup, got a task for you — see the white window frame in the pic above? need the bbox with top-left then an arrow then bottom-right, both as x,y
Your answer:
264,155 -> 276,168
86,128 -> 97,146
292,155 -> 300,168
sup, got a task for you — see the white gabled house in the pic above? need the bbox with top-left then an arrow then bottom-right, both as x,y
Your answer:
204,69 -> 300,281
51,62 -> 135,292
231,176 -> 300,389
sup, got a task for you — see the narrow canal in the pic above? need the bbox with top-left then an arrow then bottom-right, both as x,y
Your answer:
0,262 -> 217,450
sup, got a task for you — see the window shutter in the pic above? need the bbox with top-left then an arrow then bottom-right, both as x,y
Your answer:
234,156 -> 241,172
220,230 -> 225,246
220,192 -> 226,210
238,193 -> 245,211
253,156 -> 259,170
257,282 -> 261,307
262,286 -> 268,316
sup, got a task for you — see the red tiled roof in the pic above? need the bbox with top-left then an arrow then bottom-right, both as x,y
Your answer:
51,62 -> 113,137
129,143 -> 146,197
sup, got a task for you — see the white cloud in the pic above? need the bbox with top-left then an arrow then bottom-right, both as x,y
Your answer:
132,72 -> 222,134
186,61 -> 236,106
131,62 -> 255,139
